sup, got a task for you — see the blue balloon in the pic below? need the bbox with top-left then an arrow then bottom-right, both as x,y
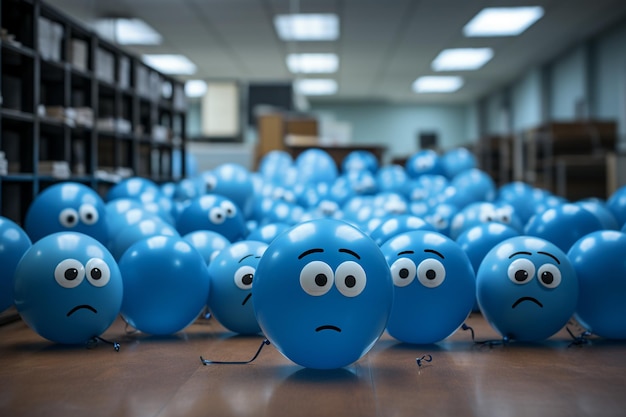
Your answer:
176,194 -> 248,241
476,236 -> 578,341
110,218 -> 179,260
207,240 -> 267,334
424,203 -> 459,237
106,207 -> 162,248
200,163 -> 255,218
118,235 -> 210,335
449,202 -> 522,240
567,230 -> 626,339
342,150 -> 378,174
24,182 -> 108,244
381,230 -> 475,344
456,223 -> 520,312
246,222 -> 290,244
607,185 -> 626,227
524,203 -> 604,252
258,150 -> 293,183
369,214 -> 435,246
0,217 -> 32,313
405,150 -> 445,178
183,230 -> 231,265
105,177 -> 162,203
576,199 -> 620,230
376,165 -> 409,194
253,218 -> 393,369
295,149 -> 338,185
441,147 -> 477,179
13,232 -> 123,344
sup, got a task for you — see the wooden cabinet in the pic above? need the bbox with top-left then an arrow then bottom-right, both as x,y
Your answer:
0,0 -> 187,224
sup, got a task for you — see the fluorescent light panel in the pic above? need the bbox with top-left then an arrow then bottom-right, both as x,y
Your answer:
95,18 -> 162,45
142,54 -> 197,75
464,6 -> 544,37
274,14 -> 339,41
185,80 -> 208,98
412,76 -> 464,93
432,48 -> 494,71
287,53 -> 338,74
295,79 -> 338,95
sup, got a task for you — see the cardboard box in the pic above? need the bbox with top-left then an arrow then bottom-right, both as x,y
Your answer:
70,38 -> 88,71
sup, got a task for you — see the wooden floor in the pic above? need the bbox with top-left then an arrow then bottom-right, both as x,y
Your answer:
1,312 -> 626,417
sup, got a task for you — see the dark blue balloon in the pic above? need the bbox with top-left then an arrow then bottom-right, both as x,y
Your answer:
176,194 -> 248,241
0,217 -> 31,313
568,230 -> 626,339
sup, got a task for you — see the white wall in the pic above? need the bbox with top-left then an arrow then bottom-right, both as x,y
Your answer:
310,103 -> 469,161
550,46 -> 587,120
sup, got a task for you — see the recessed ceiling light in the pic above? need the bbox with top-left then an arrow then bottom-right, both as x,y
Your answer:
287,53 -> 339,74
412,76 -> 464,93
295,79 -> 338,95
95,18 -> 163,45
185,80 -> 207,98
463,6 -> 544,37
432,48 -> 494,71
274,14 -> 339,41
142,54 -> 197,75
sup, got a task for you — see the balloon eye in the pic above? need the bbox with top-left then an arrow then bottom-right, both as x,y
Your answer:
417,258 -> 446,288
390,258 -> 417,287
205,176 -> 217,191
79,204 -> 99,225
335,261 -> 366,297
85,258 -> 111,287
234,265 -> 255,290
507,258 -> 535,285
54,259 -> 85,288
59,208 -> 79,228
221,201 -> 237,218
537,264 -> 562,289
209,207 -> 226,224
300,260 -> 334,296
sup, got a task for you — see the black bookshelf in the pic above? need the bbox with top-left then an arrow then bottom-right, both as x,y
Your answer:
0,0 -> 187,225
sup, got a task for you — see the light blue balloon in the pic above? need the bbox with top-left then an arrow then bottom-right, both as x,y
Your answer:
183,230 -> 231,265
119,235 -> 210,335
110,218 -> 179,260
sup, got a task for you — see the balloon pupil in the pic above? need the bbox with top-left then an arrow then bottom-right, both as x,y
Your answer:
243,274 -> 253,285
65,268 -> 78,280
91,268 -> 102,280
399,268 -> 409,279
515,270 -> 528,282
315,274 -> 327,287
345,275 -> 356,288
542,272 -> 553,285
426,269 -> 436,280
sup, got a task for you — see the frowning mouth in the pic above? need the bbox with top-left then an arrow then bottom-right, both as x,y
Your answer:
512,297 -> 543,309
242,293 -> 252,306
315,325 -> 342,332
67,304 -> 97,317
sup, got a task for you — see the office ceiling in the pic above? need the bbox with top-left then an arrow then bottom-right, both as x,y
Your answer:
48,0 -> 626,105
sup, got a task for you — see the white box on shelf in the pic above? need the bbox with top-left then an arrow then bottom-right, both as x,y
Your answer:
70,38 -> 88,71
95,47 -> 115,83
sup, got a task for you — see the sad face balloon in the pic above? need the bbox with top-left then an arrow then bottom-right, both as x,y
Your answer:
252,218 -> 393,369
476,236 -> 578,342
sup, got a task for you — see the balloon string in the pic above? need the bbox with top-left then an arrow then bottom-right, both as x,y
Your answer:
416,354 -> 432,367
200,339 -> 270,365
566,327 -> 591,347
461,323 -> 475,341
88,336 -> 120,352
